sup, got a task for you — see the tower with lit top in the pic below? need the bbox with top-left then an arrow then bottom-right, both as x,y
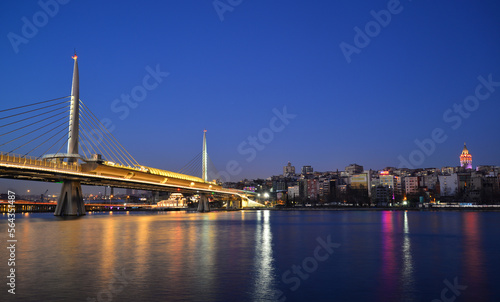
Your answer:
460,143 -> 472,169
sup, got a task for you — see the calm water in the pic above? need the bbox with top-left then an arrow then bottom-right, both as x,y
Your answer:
1,210 -> 500,301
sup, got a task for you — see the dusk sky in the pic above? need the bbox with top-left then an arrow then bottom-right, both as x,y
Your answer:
1,0 -> 500,193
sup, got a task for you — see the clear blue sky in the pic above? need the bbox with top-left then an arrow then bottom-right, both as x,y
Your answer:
1,0 -> 499,193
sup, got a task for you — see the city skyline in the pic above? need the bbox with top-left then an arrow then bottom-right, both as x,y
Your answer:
2,141 -> 496,195
1,1 -> 499,192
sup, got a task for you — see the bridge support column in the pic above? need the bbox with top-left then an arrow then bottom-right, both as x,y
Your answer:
55,180 -> 85,216
197,194 -> 210,213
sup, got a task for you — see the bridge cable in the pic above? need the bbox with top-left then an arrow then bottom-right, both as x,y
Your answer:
78,132 -> 94,160
0,111 -> 68,138
0,104 -> 70,129
79,108 -> 129,166
178,152 -> 203,177
80,113 -> 129,166
79,125 -> 106,161
0,99 -> 71,121
78,138 -> 89,160
79,117 -> 115,164
207,155 -> 220,182
79,111 -> 121,164
37,130 -> 71,159
78,123 -> 98,157
23,126 -> 69,157
50,134 -> 72,159
79,116 -> 121,165
80,100 -> 139,167
0,96 -> 70,113
79,100 -> 140,167
8,120 -> 68,154
178,151 -> 202,174
0,119 -> 68,149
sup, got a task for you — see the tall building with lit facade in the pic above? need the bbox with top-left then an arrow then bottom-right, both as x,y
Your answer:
460,143 -> 472,169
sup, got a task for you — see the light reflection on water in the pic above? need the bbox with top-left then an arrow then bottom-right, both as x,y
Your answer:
252,210 -> 276,301
1,210 -> 499,301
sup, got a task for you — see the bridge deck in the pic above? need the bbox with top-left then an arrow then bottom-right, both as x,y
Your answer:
0,152 -> 257,202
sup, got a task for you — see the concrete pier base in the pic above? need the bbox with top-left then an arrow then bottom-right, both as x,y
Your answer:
54,180 -> 85,216
197,194 -> 210,212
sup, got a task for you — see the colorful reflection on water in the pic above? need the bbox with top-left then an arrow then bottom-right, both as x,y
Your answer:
1,210 -> 499,301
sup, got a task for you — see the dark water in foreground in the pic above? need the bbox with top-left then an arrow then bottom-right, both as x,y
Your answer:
1,210 -> 499,301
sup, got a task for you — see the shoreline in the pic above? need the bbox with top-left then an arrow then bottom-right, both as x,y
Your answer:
3,206 -> 500,214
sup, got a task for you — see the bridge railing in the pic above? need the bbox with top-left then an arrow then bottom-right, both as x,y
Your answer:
0,152 -> 81,172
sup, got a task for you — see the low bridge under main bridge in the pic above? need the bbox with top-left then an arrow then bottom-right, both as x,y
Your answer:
0,55 -> 261,215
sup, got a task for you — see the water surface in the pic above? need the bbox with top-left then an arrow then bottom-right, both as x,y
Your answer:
1,210 -> 499,301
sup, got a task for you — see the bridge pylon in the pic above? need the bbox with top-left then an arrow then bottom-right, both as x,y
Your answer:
202,130 -> 208,182
197,194 -> 210,212
55,53 -> 85,216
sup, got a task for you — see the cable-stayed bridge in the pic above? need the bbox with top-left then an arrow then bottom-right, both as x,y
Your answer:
0,55 -> 261,215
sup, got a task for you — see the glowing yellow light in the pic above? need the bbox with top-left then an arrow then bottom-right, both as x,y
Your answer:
72,55 -> 77,60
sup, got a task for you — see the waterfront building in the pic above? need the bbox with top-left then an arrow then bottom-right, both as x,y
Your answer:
374,185 -> 392,204
379,172 -> 397,189
438,174 -> 459,197
288,185 -> 300,199
306,178 -> 319,200
351,173 -> 369,190
405,176 -> 420,195
423,174 -> 439,190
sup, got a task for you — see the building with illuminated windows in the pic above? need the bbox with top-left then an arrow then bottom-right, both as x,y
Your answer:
301,165 -> 313,175
460,143 -> 472,169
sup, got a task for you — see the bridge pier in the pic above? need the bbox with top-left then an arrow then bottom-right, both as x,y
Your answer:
54,180 -> 85,216
197,194 -> 210,212
225,197 -> 242,209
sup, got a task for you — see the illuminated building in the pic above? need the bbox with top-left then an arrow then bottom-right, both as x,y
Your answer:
301,165 -> 313,175
287,185 -> 300,199
304,179 -> 319,200
460,143 -> 472,169
350,173 -> 369,189
404,176 -> 420,195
